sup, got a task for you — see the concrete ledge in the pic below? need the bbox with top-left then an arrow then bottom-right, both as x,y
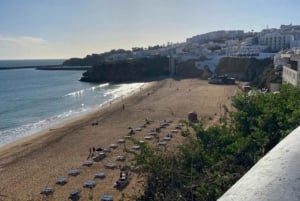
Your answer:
218,126 -> 300,201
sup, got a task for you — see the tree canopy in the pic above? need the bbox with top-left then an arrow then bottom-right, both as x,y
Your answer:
127,84 -> 300,201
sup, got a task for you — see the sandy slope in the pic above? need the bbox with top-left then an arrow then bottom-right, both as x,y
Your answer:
0,78 -> 238,201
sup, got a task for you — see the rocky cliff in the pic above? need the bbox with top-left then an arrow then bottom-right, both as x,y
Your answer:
80,56 -> 169,83
176,60 -> 212,79
215,57 -> 272,81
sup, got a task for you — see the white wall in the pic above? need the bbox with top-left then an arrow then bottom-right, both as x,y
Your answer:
282,65 -> 298,86
218,126 -> 300,201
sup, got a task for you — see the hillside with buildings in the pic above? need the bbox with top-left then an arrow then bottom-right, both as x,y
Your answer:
64,24 -> 300,84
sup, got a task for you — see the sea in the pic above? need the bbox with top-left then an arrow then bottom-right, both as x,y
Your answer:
0,59 -> 145,147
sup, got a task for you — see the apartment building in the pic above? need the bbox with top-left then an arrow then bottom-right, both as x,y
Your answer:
260,32 -> 293,51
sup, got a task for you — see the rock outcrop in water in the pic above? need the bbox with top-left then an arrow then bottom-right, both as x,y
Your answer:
80,56 -> 169,83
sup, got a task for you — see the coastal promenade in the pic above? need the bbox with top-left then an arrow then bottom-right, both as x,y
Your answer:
0,78 -> 238,200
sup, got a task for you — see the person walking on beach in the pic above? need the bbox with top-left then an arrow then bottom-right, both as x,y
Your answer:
122,104 -> 125,110
87,148 -> 92,159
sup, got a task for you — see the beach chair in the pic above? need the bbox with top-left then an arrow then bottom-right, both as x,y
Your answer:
56,177 -> 67,185
116,155 -> 126,162
95,172 -> 106,179
40,186 -> 54,196
105,162 -> 116,169
69,190 -> 80,201
92,152 -> 106,162
68,169 -> 80,176
101,195 -> 113,201
82,160 -> 93,167
83,180 -> 96,189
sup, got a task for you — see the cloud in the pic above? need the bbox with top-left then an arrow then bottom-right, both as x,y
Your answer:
0,35 -> 59,59
0,34 -> 95,59
0,35 -> 48,46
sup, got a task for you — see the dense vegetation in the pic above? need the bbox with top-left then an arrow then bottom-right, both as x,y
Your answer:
80,56 -> 169,83
128,84 -> 300,201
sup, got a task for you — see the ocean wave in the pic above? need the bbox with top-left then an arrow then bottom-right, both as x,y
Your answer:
91,83 -> 109,90
104,83 -> 145,98
0,107 -> 90,147
64,83 -> 109,97
0,82 -> 145,148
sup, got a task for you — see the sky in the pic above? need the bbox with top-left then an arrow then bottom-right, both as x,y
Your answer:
0,0 -> 300,59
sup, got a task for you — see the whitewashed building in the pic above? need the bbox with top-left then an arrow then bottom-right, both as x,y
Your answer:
259,32 -> 293,51
282,54 -> 300,86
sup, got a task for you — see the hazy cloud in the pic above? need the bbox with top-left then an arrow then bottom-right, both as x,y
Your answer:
0,35 -> 48,46
0,35 -> 62,59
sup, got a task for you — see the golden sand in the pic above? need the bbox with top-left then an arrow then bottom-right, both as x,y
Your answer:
0,78 -> 238,201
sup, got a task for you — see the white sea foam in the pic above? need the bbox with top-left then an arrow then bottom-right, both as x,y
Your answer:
91,83 -> 109,91
0,82 -> 146,148
64,83 -> 110,97
0,108 -> 90,147
104,83 -> 145,98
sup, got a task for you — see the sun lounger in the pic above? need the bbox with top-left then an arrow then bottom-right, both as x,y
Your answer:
135,127 -> 142,131
128,129 -> 135,135
40,186 -> 54,196
105,163 -> 116,169
131,145 -> 140,150
164,119 -> 173,124
82,160 -> 93,167
117,139 -> 125,143
116,155 -> 126,161
158,141 -> 167,146
109,144 -> 118,149
95,172 -> 106,179
175,125 -> 182,130
114,171 -> 129,190
92,152 -> 106,162
68,169 -> 80,176
162,136 -> 172,141
56,177 -> 67,185
102,148 -> 111,153
149,132 -> 158,136
83,180 -> 96,189
95,146 -> 104,152
101,195 -> 113,201
144,135 -> 154,140
69,190 -> 80,200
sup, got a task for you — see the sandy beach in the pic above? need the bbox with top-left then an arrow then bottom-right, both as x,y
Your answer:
0,78 -> 238,201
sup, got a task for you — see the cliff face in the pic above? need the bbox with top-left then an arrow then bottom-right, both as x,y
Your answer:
215,57 -> 272,81
176,60 -> 212,79
80,56 -> 169,83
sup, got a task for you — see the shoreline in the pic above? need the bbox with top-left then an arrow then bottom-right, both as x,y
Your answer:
0,81 -> 154,166
0,78 -> 238,200
0,81 -> 148,148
